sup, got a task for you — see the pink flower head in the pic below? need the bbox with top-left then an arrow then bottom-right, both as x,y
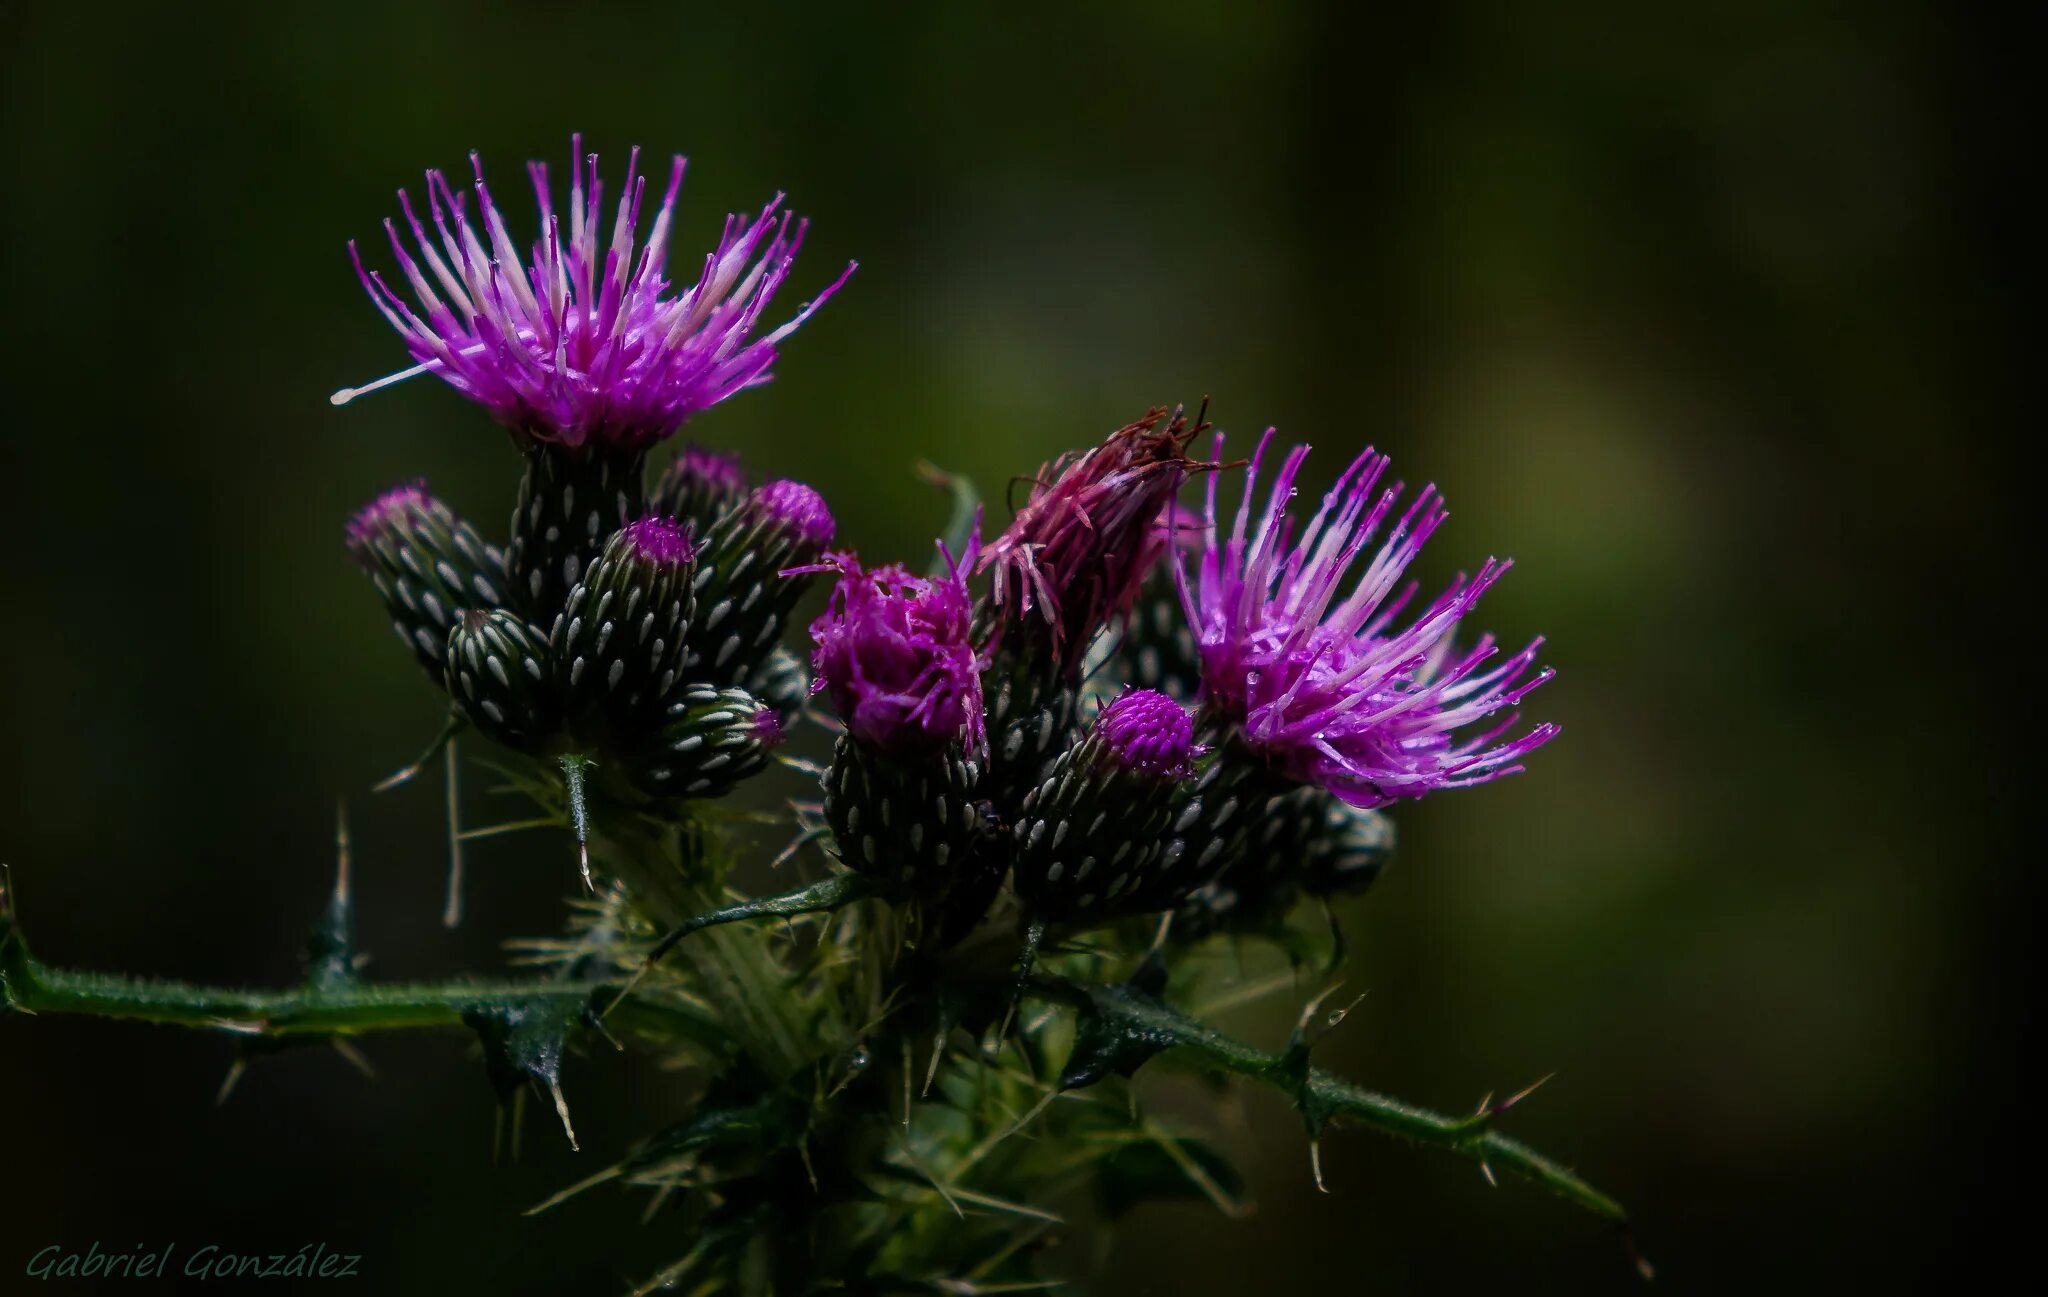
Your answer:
806,535 -> 985,756
979,406 -> 1204,672
1178,430 -> 1557,808
337,137 -> 855,449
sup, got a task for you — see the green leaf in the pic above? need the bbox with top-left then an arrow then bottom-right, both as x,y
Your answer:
915,461 -> 982,576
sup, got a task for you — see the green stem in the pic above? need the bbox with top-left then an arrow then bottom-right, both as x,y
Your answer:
585,806 -> 826,1082
0,922 -> 723,1052
1025,976 -> 1627,1225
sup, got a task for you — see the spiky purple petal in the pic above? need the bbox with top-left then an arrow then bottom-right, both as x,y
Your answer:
807,538 -> 984,756
339,138 -> 855,450
1178,430 -> 1557,808
979,406 -> 1203,668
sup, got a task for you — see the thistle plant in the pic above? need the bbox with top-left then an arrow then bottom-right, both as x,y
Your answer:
0,140 -> 1641,1293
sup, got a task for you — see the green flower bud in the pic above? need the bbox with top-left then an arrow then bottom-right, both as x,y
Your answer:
1012,690 -> 1197,921
444,610 -> 558,751
685,480 -> 835,685
345,482 -> 506,680
506,442 -> 647,627
549,517 -> 698,739
821,735 -> 986,898
629,686 -> 784,800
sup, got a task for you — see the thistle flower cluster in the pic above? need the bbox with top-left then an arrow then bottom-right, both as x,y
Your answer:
790,409 -> 1554,937
341,144 -> 862,886
318,140 -> 1584,1289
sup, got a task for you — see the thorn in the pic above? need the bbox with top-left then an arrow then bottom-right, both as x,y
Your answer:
214,1059 -> 248,1108
1294,982 -> 1346,1038
1146,910 -> 1173,956
331,1038 -> 378,1080
602,959 -> 656,1024
547,1080 -> 579,1151
1488,1072 -> 1557,1120
1479,1160 -> 1498,1188
900,1035 -> 914,1129
1309,1138 -> 1329,1193
373,711 -> 467,793
558,755 -> 595,892
1621,1226 -> 1656,1282
922,1025 -> 948,1097
333,802 -> 352,905
1325,990 -> 1368,1030
443,738 -> 465,927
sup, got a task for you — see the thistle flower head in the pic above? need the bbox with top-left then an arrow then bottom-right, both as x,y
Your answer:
750,479 -> 836,549
616,515 -> 698,566
337,137 -> 855,449
1178,430 -> 1557,808
1095,689 -> 1198,779
979,406 -> 1205,667
807,538 -> 984,756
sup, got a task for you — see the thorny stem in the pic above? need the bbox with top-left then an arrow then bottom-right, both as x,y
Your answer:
0,923 -> 725,1052
1023,977 -> 1629,1227
582,805 -> 824,1082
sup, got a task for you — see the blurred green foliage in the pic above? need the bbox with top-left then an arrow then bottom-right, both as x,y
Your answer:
0,2 -> 2021,1293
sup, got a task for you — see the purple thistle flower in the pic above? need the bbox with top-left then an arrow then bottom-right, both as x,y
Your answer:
336,136 -> 855,449
1095,689 -> 1199,779
979,406 -> 1204,670
1177,430 -> 1557,808
807,538 -> 985,756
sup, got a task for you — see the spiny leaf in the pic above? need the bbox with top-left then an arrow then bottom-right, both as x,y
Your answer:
1058,978 -> 1179,1091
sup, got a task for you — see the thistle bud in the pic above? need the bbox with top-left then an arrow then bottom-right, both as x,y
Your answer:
1012,690 -> 1197,920
808,545 -> 989,897
823,735 -> 986,898
507,443 -> 648,627
345,482 -> 506,679
1116,570 -> 1202,702
1120,734 -> 1294,917
1298,796 -> 1395,898
981,661 -> 1080,814
650,444 -> 748,534
747,646 -> 812,728
1179,787 -> 1396,933
444,609 -> 558,751
629,685 -> 784,800
979,406 -> 1203,680
686,480 -> 837,684
549,517 -> 698,737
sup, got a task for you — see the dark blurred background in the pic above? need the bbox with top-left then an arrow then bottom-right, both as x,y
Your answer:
0,2 -> 2025,1293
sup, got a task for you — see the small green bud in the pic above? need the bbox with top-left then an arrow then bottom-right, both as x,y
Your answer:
345,482 -> 506,681
629,686 -> 784,800
444,609 -> 559,751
